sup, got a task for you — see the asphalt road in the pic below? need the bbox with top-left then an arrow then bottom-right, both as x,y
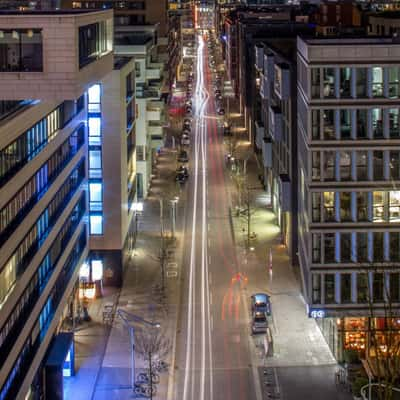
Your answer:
173,13 -> 258,400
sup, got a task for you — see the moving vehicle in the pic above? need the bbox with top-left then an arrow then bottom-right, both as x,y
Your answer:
250,293 -> 271,316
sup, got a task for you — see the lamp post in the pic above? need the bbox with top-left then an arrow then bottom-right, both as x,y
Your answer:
117,309 -> 160,389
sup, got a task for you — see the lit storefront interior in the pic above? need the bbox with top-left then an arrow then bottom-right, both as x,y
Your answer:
317,317 -> 400,362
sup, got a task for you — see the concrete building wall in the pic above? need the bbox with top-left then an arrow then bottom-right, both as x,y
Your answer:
0,10 -> 114,100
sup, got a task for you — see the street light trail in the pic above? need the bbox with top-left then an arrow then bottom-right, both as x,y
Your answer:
182,32 -> 213,400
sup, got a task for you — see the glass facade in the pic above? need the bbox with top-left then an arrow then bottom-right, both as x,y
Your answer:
0,159 -> 85,309
0,125 -> 85,247
311,66 -> 400,100
88,84 -> 103,235
0,226 -> 87,400
0,97 -> 84,188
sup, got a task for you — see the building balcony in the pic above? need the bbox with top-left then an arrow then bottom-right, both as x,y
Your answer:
268,106 -> 283,142
255,43 -> 264,70
279,174 -> 291,212
148,122 -> 163,136
146,67 -> 161,80
255,120 -> 265,150
263,53 -> 275,82
274,63 -> 290,100
262,137 -> 272,168
146,101 -> 164,122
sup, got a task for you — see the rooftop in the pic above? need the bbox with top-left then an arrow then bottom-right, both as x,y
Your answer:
301,36 -> 400,45
0,9 -> 105,15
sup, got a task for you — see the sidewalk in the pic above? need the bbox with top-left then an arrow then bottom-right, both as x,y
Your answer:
64,144 -> 184,400
228,149 -> 335,367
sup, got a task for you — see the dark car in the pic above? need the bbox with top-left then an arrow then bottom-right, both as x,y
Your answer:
176,165 -> 189,178
178,150 -> 189,163
217,108 -> 225,116
251,293 -> 271,316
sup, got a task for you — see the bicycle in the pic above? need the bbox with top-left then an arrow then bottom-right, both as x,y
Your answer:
151,360 -> 169,373
137,371 -> 160,384
134,382 -> 156,398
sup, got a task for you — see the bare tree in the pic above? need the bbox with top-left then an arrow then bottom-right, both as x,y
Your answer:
134,328 -> 172,400
231,159 -> 258,249
362,264 -> 400,400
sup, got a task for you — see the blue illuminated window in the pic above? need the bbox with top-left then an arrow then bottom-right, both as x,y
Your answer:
90,215 -> 103,235
89,149 -> 102,178
89,182 -> 103,211
88,84 -> 101,113
88,117 -> 101,136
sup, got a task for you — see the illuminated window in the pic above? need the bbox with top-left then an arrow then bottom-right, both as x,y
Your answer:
389,191 -> 400,221
323,192 -> 335,222
90,215 -> 103,235
373,191 -> 386,221
88,117 -> 101,136
89,182 -> 102,211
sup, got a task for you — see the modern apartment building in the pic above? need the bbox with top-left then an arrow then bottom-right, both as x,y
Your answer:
254,39 -> 299,265
0,9 -> 115,399
297,36 -> 400,360
87,57 -> 137,288
115,28 -> 165,199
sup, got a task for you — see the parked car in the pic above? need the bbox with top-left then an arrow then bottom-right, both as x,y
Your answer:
176,165 -> 189,178
181,134 -> 190,146
251,311 -> 268,334
250,293 -> 271,316
182,127 -> 191,135
178,150 -> 189,163
217,107 -> 225,116
175,171 -> 187,183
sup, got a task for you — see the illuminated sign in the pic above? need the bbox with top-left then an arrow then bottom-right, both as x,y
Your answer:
309,309 -> 325,319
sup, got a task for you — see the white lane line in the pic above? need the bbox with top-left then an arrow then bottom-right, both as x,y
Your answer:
208,255 -> 211,265
183,33 -> 202,400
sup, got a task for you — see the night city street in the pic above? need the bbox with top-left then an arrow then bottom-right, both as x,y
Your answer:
1,1 -> 400,400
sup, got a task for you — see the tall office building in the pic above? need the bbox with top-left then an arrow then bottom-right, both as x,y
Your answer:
297,36 -> 400,360
0,9 -> 115,399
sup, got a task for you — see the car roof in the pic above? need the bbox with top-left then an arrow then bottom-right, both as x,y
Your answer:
252,293 -> 269,302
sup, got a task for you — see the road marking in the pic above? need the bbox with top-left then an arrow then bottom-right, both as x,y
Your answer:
210,291 -> 213,306
208,255 -> 211,264
211,315 -> 213,331
208,223 -> 210,232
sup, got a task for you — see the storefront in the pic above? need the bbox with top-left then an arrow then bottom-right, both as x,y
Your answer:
316,316 -> 400,362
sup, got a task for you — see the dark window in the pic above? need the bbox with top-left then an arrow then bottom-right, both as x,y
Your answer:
324,233 -> 336,263
325,274 -> 336,304
341,274 -> 352,303
0,29 -> 43,72
373,273 -> 384,302
357,273 -> 369,303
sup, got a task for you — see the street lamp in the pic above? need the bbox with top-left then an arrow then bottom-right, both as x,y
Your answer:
117,309 -> 160,389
